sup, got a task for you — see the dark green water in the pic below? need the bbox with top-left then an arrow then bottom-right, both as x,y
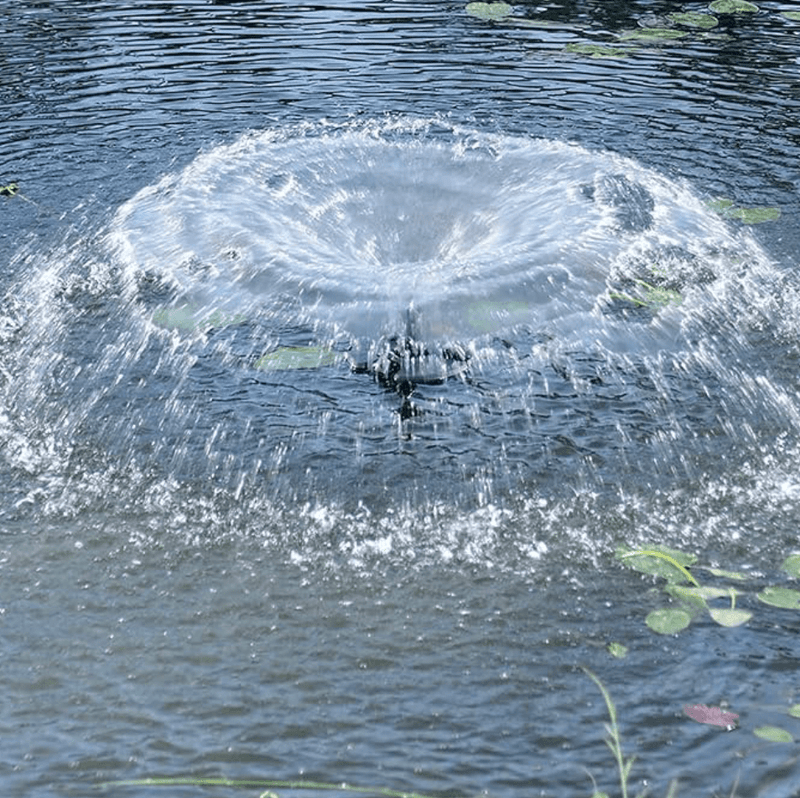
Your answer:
2,2 -> 800,797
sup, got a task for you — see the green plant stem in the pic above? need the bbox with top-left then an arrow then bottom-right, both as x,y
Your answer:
620,549 -> 700,586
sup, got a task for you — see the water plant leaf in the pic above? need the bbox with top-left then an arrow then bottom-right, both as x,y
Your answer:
708,197 -> 780,224
0,181 -> 20,197
756,586 -> 800,609
709,607 -> 752,627
619,28 -> 688,41
708,0 -> 758,12
788,704 -> 800,719
617,546 -> 699,585
781,554 -> 800,579
466,2 -> 512,21
255,346 -> 337,371
782,11 -> 800,21
753,725 -> 794,743
564,42 -> 630,58
701,566 -> 750,580
646,607 -> 692,634
607,641 -> 629,659
152,306 -> 248,332
683,704 -> 739,729
668,12 -> 718,28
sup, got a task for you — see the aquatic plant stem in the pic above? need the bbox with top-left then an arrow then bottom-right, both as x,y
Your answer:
620,549 -> 700,586
583,668 -> 635,798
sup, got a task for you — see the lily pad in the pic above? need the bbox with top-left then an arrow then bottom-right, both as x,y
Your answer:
646,607 -> 692,634
466,2 -> 512,21
564,42 -> 630,59
788,704 -> 800,719
607,641 -> 629,659
683,704 -> 739,728
668,12 -> 718,28
619,28 -> 688,41
782,11 -> 800,21
152,306 -> 248,333
708,198 -> 780,224
782,554 -> 800,579
708,0 -> 758,12
757,586 -> 800,609
753,725 -> 794,743
709,607 -> 752,627
255,346 -> 337,371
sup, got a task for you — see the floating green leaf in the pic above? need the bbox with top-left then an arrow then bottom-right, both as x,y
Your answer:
619,28 -> 688,41
708,198 -> 780,224
782,554 -> 800,579
564,42 -> 630,59
708,0 -> 758,12
152,305 -> 248,332
466,2 -> 512,21
782,11 -> 800,21
646,608 -> 692,634
753,725 -> 794,743
757,586 -> 800,610
709,607 -> 752,627
0,181 -> 20,197
668,12 -> 718,28
255,346 -> 337,371
607,641 -> 629,659
788,704 -> 800,719
701,566 -> 750,581
617,546 -> 699,585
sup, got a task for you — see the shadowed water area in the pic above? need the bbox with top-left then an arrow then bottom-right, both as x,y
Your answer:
2,2 -> 800,797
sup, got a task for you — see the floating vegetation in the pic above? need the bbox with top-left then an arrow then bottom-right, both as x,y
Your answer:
782,11 -> 800,21
255,346 -> 337,371
607,280 -> 683,311
708,197 -> 781,224
616,545 -> 800,635
618,28 -> 689,41
754,726 -> 794,743
563,42 -> 630,58
668,12 -> 719,29
607,641 -> 629,658
1,181 -> 20,197
465,2 -> 512,22
151,305 -> 248,333
708,0 -> 759,12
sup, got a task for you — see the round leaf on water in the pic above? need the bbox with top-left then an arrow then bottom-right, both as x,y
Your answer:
466,2 -> 512,21
754,725 -> 794,743
255,346 -> 337,371
564,43 -> 629,59
646,608 -> 692,634
709,607 -> 752,627
788,704 -> 800,719
782,554 -> 800,579
708,0 -> 758,12
619,28 -> 688,41
668,12 -> 718,28
607,641 -> 629,659
757,586 -> 800,610
782,11 -> 800,21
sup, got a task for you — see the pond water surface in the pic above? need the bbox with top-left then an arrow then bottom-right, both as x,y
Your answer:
3,2 -> 800,797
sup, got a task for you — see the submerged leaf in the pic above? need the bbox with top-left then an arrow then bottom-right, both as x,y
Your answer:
757,586 -> 800,609
646,608 -> 692,634
619,28 -> 688,41
708,197 -> 780,224
781,554 -> 800,579
668,12 -> 718,28
708,0 -> 758,12
255,346 -> 337,371
564,42 -> 629,58
754,725 -> 794,743
466,2 -> 512,21
683,704 -> 739,728
607,641 -> 629,659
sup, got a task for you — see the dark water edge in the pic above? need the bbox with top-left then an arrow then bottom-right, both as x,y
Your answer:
2,2 -> 800,797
